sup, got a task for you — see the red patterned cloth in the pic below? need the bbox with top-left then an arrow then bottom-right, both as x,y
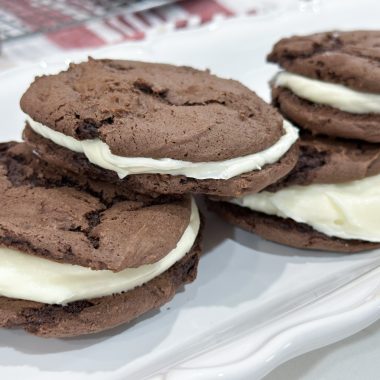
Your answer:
0,0 -> 281,66
47,0 -> 239,49
0,0 -> 263,52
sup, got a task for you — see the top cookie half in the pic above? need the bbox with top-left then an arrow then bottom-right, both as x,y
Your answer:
21,58 -> 298,197
268,30 -> 380,142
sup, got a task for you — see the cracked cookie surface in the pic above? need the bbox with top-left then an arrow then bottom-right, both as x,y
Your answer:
0,142 -> 192,271
20,58 -> 284,162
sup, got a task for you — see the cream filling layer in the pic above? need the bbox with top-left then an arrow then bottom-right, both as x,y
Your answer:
0,198 -> 200,305
230,174 -> 380,242
274,71 -> 380,114
26,116 -> 299,180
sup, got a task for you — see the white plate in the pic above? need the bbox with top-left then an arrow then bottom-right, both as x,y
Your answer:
1,1 -> 380,379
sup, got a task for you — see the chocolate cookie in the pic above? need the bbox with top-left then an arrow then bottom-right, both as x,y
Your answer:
272,87 -> 380,142
0,142 -> 202,337
21,58 -> 299,197
268,30 -> 380,142
266,131 -> 380,191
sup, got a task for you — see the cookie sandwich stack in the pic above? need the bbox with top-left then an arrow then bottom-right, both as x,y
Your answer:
0,142 -> 201,337
0,59 -> 299,337
209,31 -> 380,252
22,58 -> 299,198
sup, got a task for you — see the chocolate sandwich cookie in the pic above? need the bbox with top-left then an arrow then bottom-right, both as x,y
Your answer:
208,134 -> 380,252
21,58 -> 299,198
268,30 -> 380,142
0,142 -> 201,337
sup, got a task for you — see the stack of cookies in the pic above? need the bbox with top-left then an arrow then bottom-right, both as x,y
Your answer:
1,31 -> 377,339
0,59 -> 300,337
210,31 -> 380,252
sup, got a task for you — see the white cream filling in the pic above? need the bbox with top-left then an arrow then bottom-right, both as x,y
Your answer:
26,115 -> 299,180
230,174 -> 380,242
0,198 -> 200,305
274,71 -> 380,114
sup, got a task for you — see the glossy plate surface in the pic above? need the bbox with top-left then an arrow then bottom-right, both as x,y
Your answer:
0,0 -> 379,379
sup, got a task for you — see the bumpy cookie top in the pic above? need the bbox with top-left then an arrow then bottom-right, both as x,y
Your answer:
0,142 -> 192,272
268,30 -> 380,93
20,58 -> 283,162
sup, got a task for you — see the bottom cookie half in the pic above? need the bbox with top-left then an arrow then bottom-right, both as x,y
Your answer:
0,239 -> 201,338
23,125 -> 299,198
207,200 -> 379,253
